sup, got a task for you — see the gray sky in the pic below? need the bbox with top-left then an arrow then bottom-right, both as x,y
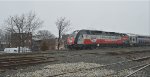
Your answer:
0,0 -> 149,36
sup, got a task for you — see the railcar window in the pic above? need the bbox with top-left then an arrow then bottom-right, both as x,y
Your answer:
80,30 -> 87,34
133,38 -> 135,41
90,31 -> 95,35
86,30 -> 90,34
71,30 -> 79,38
90,31 -> 102,35
130,37 -> 132,41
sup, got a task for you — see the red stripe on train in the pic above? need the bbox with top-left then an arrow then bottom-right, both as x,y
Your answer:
84,39 -> 93,44
83,39 -> 124,45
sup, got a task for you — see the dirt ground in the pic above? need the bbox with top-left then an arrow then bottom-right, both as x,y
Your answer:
0,46 -> 150,77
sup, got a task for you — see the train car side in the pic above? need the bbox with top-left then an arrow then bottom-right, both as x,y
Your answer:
67,30 -> 130,49
127,34 -> 150,46
67,30 -> 150,50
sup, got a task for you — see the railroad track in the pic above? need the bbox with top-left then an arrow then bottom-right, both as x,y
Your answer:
103,58 -> 150,77
48,56 -> 150,77
0,55 -> 57,69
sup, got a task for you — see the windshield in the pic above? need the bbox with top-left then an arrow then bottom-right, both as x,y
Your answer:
71,30 -> 79,38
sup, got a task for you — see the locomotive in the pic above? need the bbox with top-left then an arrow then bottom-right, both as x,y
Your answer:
67,29 -> 150,49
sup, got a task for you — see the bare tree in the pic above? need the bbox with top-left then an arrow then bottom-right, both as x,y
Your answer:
36,30 -> 55,51
4,12 -> 43,53
40,41 -> 49,51
33,30 -> 55,51
36,30 -> 55,40
3,30 -> 12,47
0,29 -> 11,46
0,29 -> 4,40
55,17 -> 70,50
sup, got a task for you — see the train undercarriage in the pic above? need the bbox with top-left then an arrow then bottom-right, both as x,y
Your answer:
67,43 -> 150,50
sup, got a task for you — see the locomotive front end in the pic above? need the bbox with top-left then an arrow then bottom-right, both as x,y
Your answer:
67,30 -> 79,49
67,35 -> 75,45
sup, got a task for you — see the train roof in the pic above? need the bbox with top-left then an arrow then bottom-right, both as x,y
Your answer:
80,29 -> 126,35
126,33 -> 150,38
76,29 -> 150,37
126,33 -> 138,36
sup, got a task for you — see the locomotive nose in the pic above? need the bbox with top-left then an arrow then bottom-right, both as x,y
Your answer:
67,36 -> 75,45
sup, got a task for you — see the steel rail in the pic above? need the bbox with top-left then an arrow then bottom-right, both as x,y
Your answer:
105,62 -> 150,77
48,56 -> 150,77
125,63 -> 150,77
0,56 -> 56,68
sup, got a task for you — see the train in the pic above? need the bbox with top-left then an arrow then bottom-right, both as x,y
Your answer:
66,29 -> 150,49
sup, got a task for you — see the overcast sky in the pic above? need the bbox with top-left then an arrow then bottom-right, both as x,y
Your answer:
0,0 -> 149,36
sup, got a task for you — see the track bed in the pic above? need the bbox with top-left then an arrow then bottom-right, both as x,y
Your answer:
0,47 -> 150,77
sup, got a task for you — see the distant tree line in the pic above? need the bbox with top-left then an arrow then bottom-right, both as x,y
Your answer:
0,11 -> 71,52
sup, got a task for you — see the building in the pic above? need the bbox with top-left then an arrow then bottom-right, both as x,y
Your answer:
32,34 -> 70,51
32,36 -> 56,51
0,40 -> 9,51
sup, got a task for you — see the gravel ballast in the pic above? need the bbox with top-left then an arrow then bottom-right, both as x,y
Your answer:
15,62 -> 110,77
